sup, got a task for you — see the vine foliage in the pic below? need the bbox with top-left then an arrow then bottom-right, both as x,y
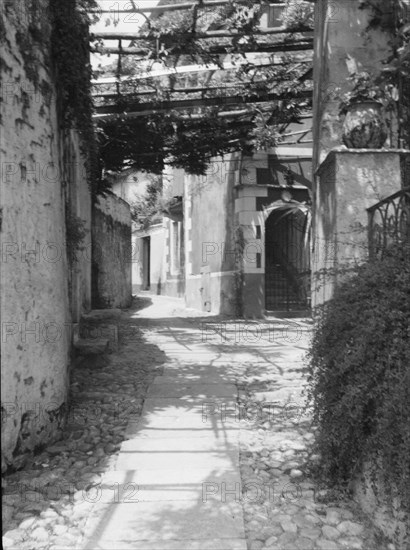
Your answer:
93,0 -> 313,176
359,0 -> 410,147
306,244 -> 410,542
50,0 -> 105,196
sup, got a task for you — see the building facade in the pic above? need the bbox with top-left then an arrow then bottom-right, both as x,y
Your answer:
131,141 -> 313,318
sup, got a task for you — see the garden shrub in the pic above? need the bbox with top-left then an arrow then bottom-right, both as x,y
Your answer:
306,244 -> 410,519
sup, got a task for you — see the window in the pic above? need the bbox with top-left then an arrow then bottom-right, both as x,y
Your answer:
256,252 -> 261,269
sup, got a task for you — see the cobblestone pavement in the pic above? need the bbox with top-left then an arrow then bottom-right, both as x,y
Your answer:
2,300 -> 165,550
2,295 -> 387,550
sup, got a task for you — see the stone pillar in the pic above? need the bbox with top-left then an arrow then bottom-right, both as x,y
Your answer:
311,0 -> 404,308
312,0 -> 395,172
312,149 -> 410,308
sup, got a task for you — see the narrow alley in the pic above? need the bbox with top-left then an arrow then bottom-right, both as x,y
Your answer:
3,296 -> 380,550
2,1 -> 409,548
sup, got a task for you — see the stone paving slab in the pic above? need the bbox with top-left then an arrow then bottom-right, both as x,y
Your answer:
93,483 -> 220,503
96,478 -> 240,502
84,538 -> 248,549
126,414 -> 240,434
126,427 -> 239,441
115,449 -> 239,471
82,500 -> 245,547
147,382 -> 237,398
152,370 -> 238,383
119,435 -> 238,453
100,468 -> 240,491
141,397 -> 238,416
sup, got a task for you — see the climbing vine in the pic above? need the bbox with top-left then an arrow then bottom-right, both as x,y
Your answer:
307,244 -> 410,547
98,109 -> 256,176
93,0 -> 313,175
359,0 -> 410,147
65,211 -> 88,265
50,0 -> 105,196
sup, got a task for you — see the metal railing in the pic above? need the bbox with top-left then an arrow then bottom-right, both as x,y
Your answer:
367,187 -> 410,258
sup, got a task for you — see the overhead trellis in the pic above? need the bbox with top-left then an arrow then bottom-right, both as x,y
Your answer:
89,0 -> 315,175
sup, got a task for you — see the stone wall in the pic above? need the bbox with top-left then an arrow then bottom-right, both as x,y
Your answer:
1,2 -> 91,470
92,193 -> 132,309
313,150 -> 409,306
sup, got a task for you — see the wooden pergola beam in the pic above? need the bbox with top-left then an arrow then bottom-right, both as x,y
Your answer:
95,108 -> 254,120
94,89 -> 312,116
91,27 -> 313,41
87,1 -> 289,15
91,54 -> 313,85
92,75 -> 313,98
92,40 -> 314,56
95,106 -> 313,121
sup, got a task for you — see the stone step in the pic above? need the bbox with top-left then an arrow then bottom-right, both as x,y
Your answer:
116,448 -> 239,471
82,308 -> 123,321
97,468 -> 242,502
147,382 -> 237,399
265,310 -> 311,319
84,539 -> 247,550
74,338 -> 110,356
79,322 -> 119,352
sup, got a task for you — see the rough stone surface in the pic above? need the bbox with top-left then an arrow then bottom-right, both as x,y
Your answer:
338,521 -> 365,537
74,338 -> 109,356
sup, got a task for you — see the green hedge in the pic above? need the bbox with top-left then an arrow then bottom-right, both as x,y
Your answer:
307,245 -> 410,514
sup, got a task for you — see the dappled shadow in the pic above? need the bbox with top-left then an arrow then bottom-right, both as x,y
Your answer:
78,296 -> 311,549
80,302 -> 247,548
1,309 -> 168,546
132,294 -> 153,313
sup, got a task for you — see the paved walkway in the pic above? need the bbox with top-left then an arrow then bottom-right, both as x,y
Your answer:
78,295 -> 378,550
80,296 -> 248,550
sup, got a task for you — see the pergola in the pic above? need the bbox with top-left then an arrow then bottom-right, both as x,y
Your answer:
89,0 -> 315,150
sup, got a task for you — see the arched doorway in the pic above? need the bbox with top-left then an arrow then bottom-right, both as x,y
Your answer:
265,207 -> 311,311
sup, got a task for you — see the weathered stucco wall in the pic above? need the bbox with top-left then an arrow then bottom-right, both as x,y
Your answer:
313,150 -> 408,307
0,2 -> 90,470
312,0 -> 394,172
92,193 -> 132,309
185,155 -> 239,314
66,131 -> 92,322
